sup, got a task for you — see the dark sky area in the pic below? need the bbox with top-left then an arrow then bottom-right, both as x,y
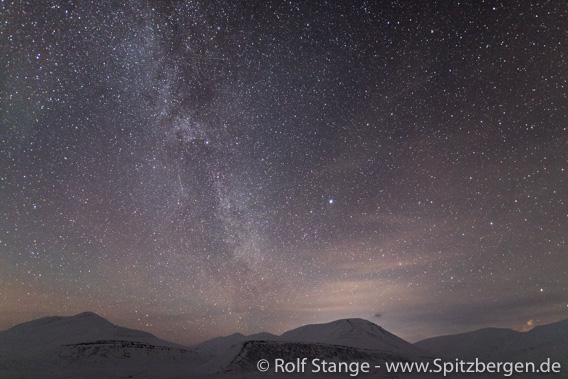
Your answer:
1,0 -> 566,345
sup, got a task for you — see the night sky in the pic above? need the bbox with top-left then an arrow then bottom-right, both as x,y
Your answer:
1,1 -> 567,345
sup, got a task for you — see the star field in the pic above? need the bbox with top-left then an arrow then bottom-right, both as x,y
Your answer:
1,1 -> 567,345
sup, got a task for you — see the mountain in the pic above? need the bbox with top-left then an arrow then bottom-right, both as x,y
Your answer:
0,311 -> 186,349
415,319 -> 568,377
196,318 -> 428,358
222,340 -> 433,378
0,313 -> 434,378
279,318 -> 428,356
2,312 -> 566,378
192,330 -> 281,375
194,331 -> 279,356
414,326 -> 520,361
0,311 -> 203,379
196,318 -> 433,376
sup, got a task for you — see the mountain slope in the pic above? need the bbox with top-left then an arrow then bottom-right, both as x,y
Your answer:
414,327 -> 520,360
0,311 -> 186,350
196,318 -> 433,376
415,319 -> 568,377
0,312 -> 203,379
194,331 -> 279,356
279,318 -> 428,356
222,340 -> 435,378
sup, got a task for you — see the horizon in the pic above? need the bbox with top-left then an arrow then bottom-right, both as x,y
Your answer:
1,1 -> 567,349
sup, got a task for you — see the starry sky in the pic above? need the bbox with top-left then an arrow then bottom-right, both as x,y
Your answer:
1,0 -> 567,345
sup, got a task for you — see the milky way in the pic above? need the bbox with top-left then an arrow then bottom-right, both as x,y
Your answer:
1,1 -> 567,345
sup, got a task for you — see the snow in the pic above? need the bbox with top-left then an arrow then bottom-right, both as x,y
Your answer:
0,312 -> 203,378
0,311 -> 186,350
415,319 -> 568,377
414,327 -> 520,361
1,312 -> 566,378
193,331 -> 279,356
222,340 -> 432,378
279,318 -> 429,356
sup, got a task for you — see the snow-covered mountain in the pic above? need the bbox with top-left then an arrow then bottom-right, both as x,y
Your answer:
415,327 -> 517,361
1,312 -> 566,378
415,319 -> 568,377
194,331 -> 279,356
195,319 -> 433,376
221,340 -> 432,378
279,318 -> 428,356
0,311 -> 186,349
0,312 -> 433,378
0,312 -> 203,378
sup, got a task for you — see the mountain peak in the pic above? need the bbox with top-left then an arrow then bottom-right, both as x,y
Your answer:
1,311 -> 186,351
279,318 -> 425,355
334,318 -> 386,329
74,311 -> 99,317
71,311 -> 112,323
4,311 -> 115,338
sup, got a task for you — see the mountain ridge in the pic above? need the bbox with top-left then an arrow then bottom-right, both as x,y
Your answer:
1,312 -> 567,378
414,318 -> 568,377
